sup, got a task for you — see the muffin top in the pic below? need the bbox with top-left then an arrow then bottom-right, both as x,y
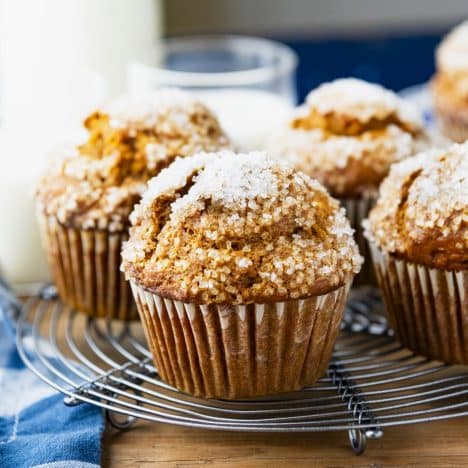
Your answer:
365,142 -> 468,271
35,88 -> 230,231
268,78 -> 428,198
122,151 -> 362,304
436,21 -> 468,73
433,21 -> 468,105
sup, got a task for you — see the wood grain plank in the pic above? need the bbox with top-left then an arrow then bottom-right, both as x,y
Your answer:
102,417 -> 468,467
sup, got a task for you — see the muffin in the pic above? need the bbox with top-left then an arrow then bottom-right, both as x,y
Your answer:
432,21 -> 468,142
35,89 -> 230,320
121,151 -> 362,399
365,142 -> 467,364
268,78 -> 430,284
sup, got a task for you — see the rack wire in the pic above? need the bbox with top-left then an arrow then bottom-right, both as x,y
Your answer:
15,286 -> 468,455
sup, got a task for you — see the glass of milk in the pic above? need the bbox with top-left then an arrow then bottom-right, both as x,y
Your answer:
128,36 -> 298,150
0,0 -> 163,292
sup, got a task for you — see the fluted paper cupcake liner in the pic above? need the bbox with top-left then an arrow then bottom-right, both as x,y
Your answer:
370,241 -> 468,364
130,280 -> 351,399
340,195 -> 376,285
37,213 -> 137,320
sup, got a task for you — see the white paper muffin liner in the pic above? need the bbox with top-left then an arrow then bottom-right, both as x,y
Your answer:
370,241 -> 468,364
340,195 -> 376,285
130,280 -> 352,400
37,213 -> 137,321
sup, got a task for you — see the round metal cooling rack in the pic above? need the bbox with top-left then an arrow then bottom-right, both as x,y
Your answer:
16,286 -> 468,455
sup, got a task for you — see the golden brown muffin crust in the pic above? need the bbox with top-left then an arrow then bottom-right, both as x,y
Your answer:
431,21 -> 468,142
35,89 -> 230,232
431,72 -> 468,143
292,108 -> 420,137
122,151 -> 362,304
269,79 -> 429,198
365,143 -> 468,271
432,72 -> 468,108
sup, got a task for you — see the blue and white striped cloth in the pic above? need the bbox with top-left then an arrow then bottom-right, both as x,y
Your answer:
0,279 -> 104,468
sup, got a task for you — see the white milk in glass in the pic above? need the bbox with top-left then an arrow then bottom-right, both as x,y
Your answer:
197,89 -> 294,151
0,133 -> 51,290
0,0 -> 162,291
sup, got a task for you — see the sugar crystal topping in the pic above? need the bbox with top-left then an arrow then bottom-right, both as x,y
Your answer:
406,145 -> 467,226
171,152 -> 286,217
299,78 -> 422,126
105,88 -> 201,129
366,142 -> 468,261
140,152 -> 218,206
269,125 -> 414,171
140,151 -> 302,218
122,151 -> 362,304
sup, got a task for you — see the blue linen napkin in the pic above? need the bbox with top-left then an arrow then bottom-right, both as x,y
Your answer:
0,279 -> 104,468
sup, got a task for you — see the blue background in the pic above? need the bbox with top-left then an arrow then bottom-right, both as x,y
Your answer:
282,32 -> 443,100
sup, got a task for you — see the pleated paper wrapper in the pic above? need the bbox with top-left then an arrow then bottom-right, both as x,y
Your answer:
37,213 -> 138,321
340,195 -> 376,285
131,280 -> 352,400
370,241 -> 468,364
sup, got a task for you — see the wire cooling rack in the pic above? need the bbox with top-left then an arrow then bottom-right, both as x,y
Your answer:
15,286 -> 468,455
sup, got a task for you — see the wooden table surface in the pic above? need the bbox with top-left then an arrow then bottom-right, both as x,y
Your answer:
102,416 -> 468,467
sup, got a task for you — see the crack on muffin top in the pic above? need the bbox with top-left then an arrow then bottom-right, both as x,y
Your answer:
122,151 -> 362,304
293,78 -> 423,133
365,142 -> 468,270
35,89 -> 231,231
292,108 -> 420,137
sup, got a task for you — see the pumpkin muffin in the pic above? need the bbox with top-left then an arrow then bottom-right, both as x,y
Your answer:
122,151 -> 362,399
35,89 -> 230,320
268,78 -> 430,284
432,21 -> 468,142
365,142 -> 468,363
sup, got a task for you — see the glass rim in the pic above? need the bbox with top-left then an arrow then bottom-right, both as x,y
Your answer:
130,35 -> 298,88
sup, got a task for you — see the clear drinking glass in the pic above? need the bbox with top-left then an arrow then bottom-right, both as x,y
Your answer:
128,36 -> 298,150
